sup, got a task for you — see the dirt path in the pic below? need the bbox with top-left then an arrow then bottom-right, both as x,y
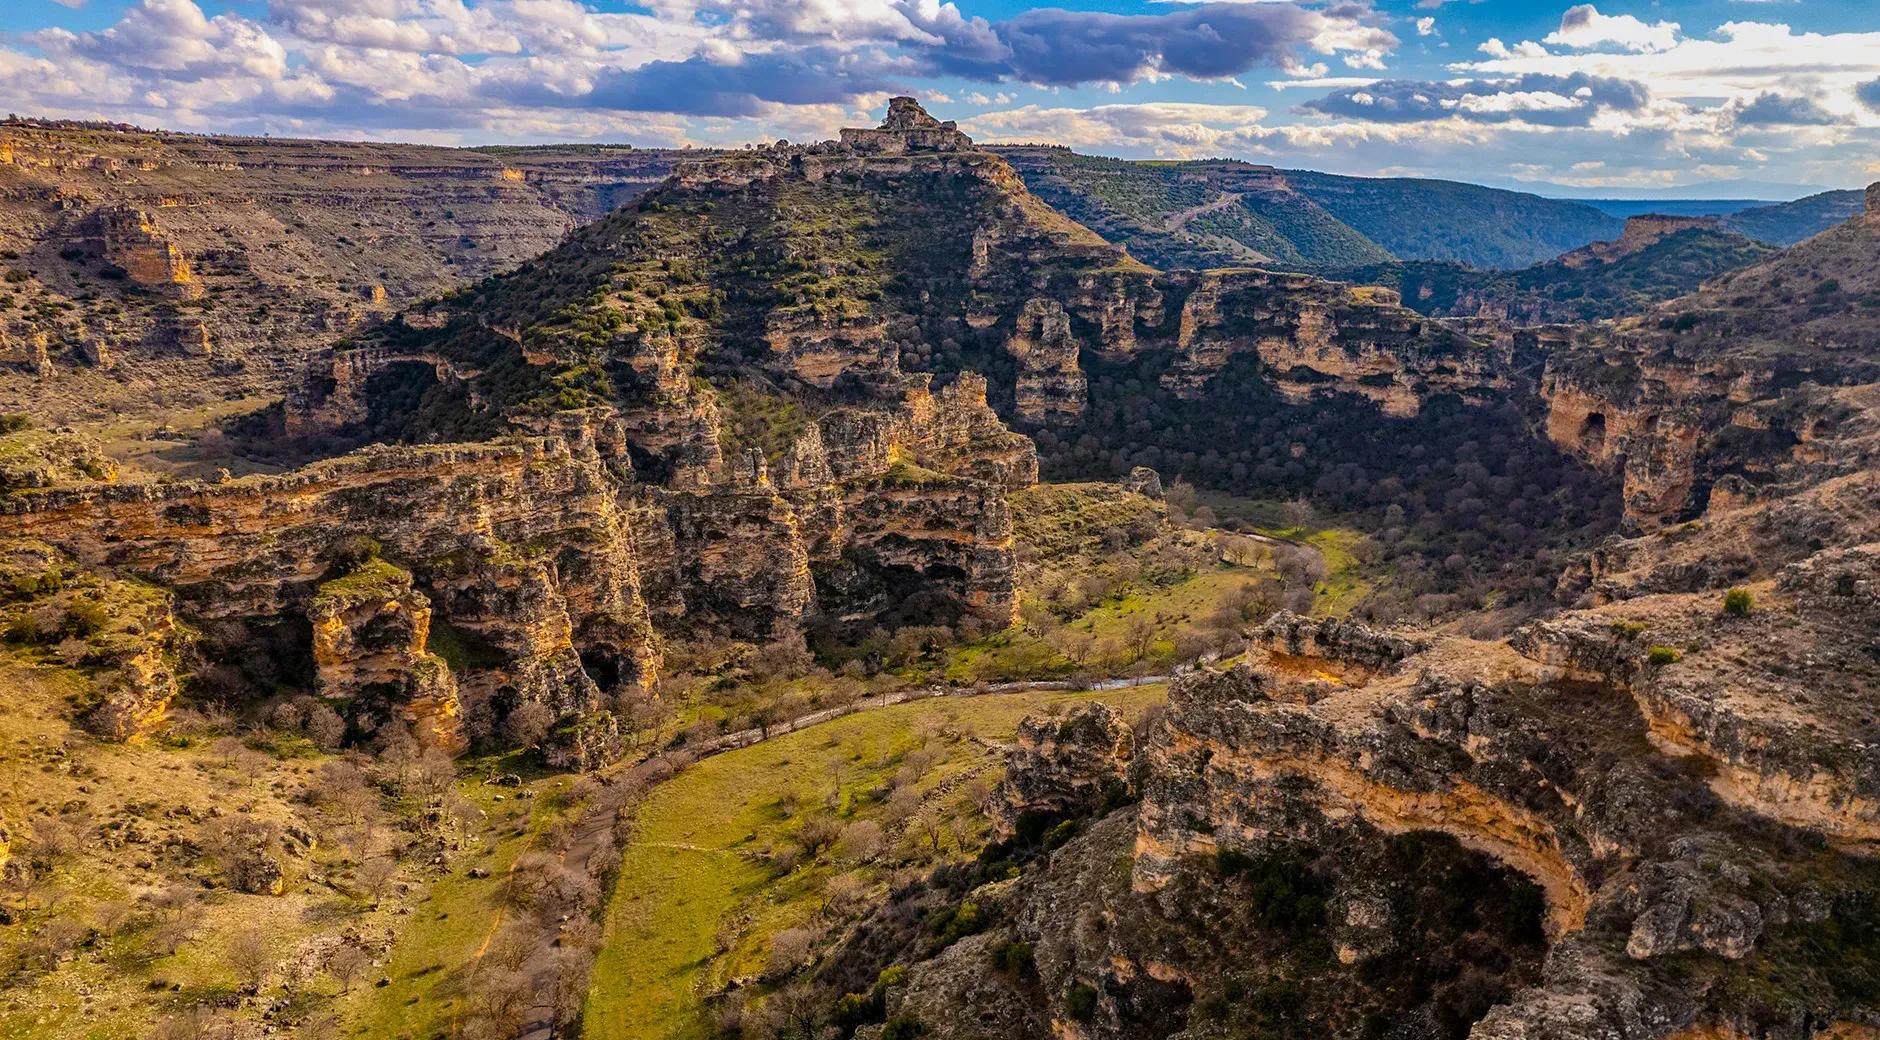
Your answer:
1165,191 -> 1241,231
503,673 -> 1173,1039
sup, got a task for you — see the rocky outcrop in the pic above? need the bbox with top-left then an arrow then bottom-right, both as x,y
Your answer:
282,344 -> 484,439
1119,466 -> 1162,499
0,424 -> 659,748
1517,548 -> 1880,845
1004,298 -> 1088,424
838,96 -> 973,154
78,206 -> 201,297
992,703 -> 1135,839
1152,270 -> 1489,416
1560,215 -> 1721,269
1111,585 -> 1880,1040
309,557 -> 465,752
907,374 -> 1039,489
0,325 -> 51,376
652,484 -> 815,638
1251,610 -> 1430,703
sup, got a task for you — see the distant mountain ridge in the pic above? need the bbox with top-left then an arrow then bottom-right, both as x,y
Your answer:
998,147 -> 1628,271
1721,190 -> 1867,246
1335,215 -> 1777,324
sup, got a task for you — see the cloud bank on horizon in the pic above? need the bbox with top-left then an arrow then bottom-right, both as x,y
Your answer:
1,0 -> 1878,193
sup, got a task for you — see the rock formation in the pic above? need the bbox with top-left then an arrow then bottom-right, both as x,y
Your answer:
991,703 -> 1135,840
0,423 -> 658,750
309,556 -> 465,752
78,206 -> 202,297
839,96 -> 974,154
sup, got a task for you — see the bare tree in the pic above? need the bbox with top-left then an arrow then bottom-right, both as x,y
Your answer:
767,927 -> 816,980
358,857 -> 398,907
1124,615 -> 1157,663
325,944 -> 370,994
225,926 -> 274,993
1052,628 -> 1096,668
503,701 -> 555,750
304,703 -> 346,751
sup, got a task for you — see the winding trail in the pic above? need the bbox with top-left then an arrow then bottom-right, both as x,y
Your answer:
501,672 -> 1174,1039
1165,191 -> 1241,231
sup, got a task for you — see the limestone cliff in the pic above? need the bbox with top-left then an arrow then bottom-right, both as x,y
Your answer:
309,557 -> 466,752
874,602 -> 1879,1040
0,421 -> 659,750
1537,183 -> 1880,527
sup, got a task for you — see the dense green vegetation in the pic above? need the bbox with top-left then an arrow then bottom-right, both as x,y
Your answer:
1282,170 -> 1623,269
1034,353 -> 1623,625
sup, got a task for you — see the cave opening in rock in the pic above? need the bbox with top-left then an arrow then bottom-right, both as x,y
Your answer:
1578,410 -> 1607,454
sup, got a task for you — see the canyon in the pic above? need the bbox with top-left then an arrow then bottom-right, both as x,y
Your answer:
0,97 -> 1876,1040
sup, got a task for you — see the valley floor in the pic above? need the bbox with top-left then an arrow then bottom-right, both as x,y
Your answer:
582,684 -> 1169,1040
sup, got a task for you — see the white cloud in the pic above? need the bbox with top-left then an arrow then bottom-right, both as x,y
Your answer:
1415,17 -> 1436,37
1545,5 -> 1680,54
1478,38 -> 1549,60
1458,18 -> 1880,117
965,101 -> 1269,155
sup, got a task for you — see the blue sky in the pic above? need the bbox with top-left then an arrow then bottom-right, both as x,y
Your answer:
3,0 -> 1878,195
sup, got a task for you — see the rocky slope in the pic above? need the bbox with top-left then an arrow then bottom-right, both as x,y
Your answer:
857,592 -> 1879,1040
813,177 -> 1880,1040
1538,184 -> 1880,527
0,119 -> 691,423
1338,216 -> 1776,325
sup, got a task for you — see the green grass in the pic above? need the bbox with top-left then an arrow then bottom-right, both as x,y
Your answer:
1194,491 -> 1373,615
342,756 -> 573,1039
583,685 -> 1167,1040
943,567 -> 1265,683
314,557 -> 409,603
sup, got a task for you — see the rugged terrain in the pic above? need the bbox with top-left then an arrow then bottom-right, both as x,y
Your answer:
1338,215 -> 1778,324
1723,190 -> 1869,246
0,97 -> 1876,1040
0,119 -> 695,425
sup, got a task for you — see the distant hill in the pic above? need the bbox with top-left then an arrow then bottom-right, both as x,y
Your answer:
1633,191 -> 1880,379
994,148 -> 1392,271
996,148 -> 1625,272
1575,199 -> 1772,219
1721,190 -> 1867,246
1281,170 -> 1623,269
1336,215 -> 1776,324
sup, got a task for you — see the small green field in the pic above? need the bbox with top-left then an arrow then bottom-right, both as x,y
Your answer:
340,757 -> 577,1039
943,565 -> 1264,683
583,684 -> 1167,1040
1193,490 -> 1376,614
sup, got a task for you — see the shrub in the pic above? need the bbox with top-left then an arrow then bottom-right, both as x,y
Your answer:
1608,620 -> 1646,639
62,600 -> 111,639
1722,588 -> 1753,617
1217,845 -> 1327,929
926,899 -> 990,953
991,940 -> 1036,976
1066,982 -> 1100,1022
1647,646 -> 1682,667
2,613 -> 43,645
0,413 -> 29,434
881,1015 -> 928,1040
